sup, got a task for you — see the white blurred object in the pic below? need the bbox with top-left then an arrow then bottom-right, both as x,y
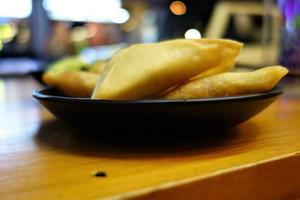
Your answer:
0,0 -> 32,18
43,0 -> 129,24
184,29 -> 201,39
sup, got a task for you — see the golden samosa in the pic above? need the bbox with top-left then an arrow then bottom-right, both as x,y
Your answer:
165,66 -> 288,99
43,56 -> 86,86
88,60 -> 107,74
92,39 -> 242,100
191,62 -> 234,80
54,71 -> 98,98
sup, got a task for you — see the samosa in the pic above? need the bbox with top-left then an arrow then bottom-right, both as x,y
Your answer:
55,71 -> 98,98
165,66 -> 288,99
92,39 -> 242,100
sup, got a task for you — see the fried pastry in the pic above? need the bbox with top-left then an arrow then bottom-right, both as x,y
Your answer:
88,60 -> 107,74
92,39 -> 242,100
43,56 -> 86,86
54,71 -> 98,98
165,66 -> 288,99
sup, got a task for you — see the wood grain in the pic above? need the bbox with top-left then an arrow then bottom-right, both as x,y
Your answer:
1,77 -> 300,200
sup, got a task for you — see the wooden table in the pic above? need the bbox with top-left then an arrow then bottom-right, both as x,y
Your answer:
1,76 -> 300,200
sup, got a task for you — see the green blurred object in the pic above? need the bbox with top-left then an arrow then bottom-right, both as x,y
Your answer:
46,56 -> 86,74
85,60 -> 106,73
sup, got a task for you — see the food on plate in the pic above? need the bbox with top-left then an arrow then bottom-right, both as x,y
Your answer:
43,56 -> 86,86
43,54 -> 106,86
191,62 -> 234,80
42,38 -> 288,100
92,39 -> 242,100
54,71 -> 98,98
151,62 -> 235,98
164,66 -> 288,99
87,60 -> 107,74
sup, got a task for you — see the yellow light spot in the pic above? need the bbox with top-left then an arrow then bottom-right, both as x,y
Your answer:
170,1 -> 186,16
71,26 -> 88,42
0,23 -> 18,42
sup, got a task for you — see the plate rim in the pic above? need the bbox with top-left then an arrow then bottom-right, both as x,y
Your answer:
32,85 -> 283,104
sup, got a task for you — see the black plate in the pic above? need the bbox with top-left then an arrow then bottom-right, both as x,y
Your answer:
33,87 -> 283,130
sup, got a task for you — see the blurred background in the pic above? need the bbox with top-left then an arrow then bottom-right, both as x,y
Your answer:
0,0 -> 296,75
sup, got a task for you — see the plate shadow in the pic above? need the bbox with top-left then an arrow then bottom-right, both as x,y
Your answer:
35,119 -> 259,159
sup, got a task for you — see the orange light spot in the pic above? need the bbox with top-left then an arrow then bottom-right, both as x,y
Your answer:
170,1 -> 186,16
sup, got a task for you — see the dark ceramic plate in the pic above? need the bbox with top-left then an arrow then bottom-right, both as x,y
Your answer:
33,87 -> 283,130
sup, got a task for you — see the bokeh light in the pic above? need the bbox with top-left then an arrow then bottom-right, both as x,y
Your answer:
43,0 -> 129,24
0,0 -> 32,18
170,1 -> 186,16
184,28 -> 201,39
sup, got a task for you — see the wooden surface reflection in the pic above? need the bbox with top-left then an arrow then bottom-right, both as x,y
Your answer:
1,77 -> 300,200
